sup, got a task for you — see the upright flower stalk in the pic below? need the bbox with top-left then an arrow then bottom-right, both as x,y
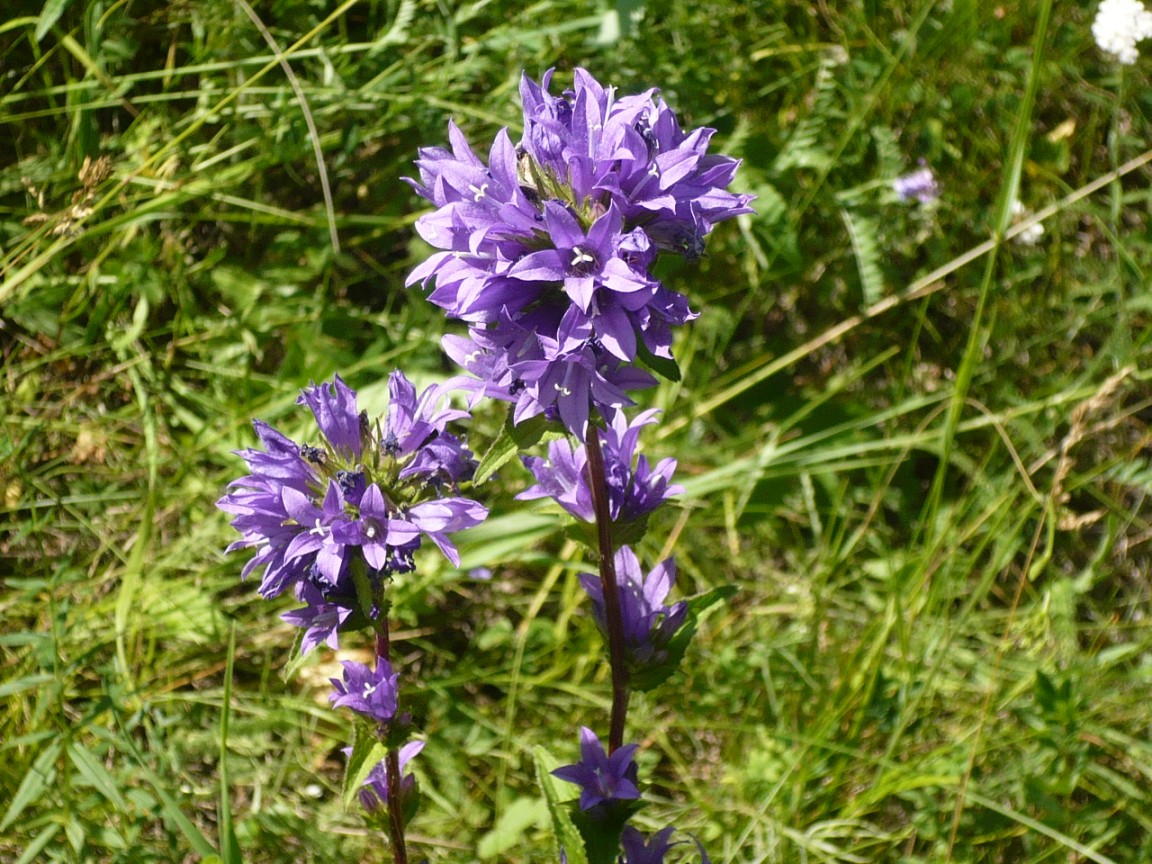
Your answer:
411,66 -> 745,859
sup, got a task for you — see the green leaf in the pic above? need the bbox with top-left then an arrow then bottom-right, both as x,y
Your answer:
14,824 -> 60,864
477,796 -> 547,858
840,207 -> 885,306
631,585 -> 737,693
534,746 -> 589,864
67,742 -> 128,811
1035,669 -> 1057,713
34,0 -> 74,42
0,672 -> 55,699
475,411 -> 550,485
1,740 -> 61,832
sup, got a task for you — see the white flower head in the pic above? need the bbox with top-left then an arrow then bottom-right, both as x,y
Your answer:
1093,0 -> 1152,64
1011,200 -> 1045,246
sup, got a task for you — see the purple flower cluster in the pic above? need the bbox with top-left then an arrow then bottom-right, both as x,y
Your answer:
406,68 -> 752,439
579,547 -> 688,668
217,372 -> 488,652
518,409 -> 682,524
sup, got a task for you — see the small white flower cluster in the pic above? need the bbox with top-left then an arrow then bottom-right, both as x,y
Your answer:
1093,0 -> 1152,64
1011,200 -> 1045,246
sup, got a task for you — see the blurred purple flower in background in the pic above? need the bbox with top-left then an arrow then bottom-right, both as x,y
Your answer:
892,164 -> 938,204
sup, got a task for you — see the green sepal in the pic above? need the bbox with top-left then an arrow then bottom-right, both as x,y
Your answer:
610,513 -> 651,549
630,585 -> 737,693
401,781 -> 422,827
635,336 -> 682,383
474,410 -> 552,485
561,514 -> 651,555
533,746 -> 589,864
560,521 -> 599,553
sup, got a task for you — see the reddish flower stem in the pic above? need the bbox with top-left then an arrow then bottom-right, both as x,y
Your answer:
375,622 -> 409,864
584,424 -> 630,753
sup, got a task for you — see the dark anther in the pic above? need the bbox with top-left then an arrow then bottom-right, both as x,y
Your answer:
336,469 -> 365,497
635,118 -> 658,153
300,445 -> 326,465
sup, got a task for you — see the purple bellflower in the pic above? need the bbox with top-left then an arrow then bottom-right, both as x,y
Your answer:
329,657 -> 400,725
349,740 -> 426,814
552,726 -> 641,813
406,68 -> 752,438
579,546 -> 688,668
518,408 -> 682,523
217,372 -> 488,651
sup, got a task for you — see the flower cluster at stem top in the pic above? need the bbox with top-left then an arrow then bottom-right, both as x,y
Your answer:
216,372 -> 488,653
406,68 -> 753,439
1093,0 -> 1152,64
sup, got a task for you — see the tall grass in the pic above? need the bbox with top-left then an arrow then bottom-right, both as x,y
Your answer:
3,1 -> 1152,861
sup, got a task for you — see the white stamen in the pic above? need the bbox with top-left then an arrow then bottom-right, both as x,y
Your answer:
571,247 -> 595,268
469,182 -> 489,201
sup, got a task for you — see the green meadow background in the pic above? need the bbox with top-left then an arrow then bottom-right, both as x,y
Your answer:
4,0 -> 1152,861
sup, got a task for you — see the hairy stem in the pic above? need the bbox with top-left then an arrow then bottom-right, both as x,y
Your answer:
584,424 -> 630,753
375,619 -> 408,864
384,747 -> 408,864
